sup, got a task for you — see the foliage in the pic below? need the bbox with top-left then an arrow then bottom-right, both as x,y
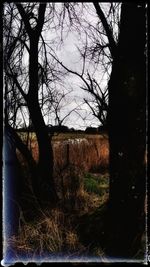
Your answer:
84,172 -> 109,195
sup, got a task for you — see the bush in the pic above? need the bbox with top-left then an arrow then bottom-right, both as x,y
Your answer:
84,173 -> 109,195
84,173 -> 101,195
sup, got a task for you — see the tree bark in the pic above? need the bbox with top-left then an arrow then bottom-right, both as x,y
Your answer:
107,3 -> 146,257
26,36 -> 58,205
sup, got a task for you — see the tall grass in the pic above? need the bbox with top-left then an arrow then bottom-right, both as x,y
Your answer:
6,169 -> 109,259
6,208 -> 86,258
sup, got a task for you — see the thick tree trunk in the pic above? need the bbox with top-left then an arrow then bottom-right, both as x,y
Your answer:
27,37 -> 58,205
107,3 -> 146,257
27,102 -> 58,204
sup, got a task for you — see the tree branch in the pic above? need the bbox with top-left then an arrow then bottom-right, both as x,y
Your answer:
35,3 -> 46,37
84,98 -> 98,119
7,69 -> 28,101
60,106 -> 78,125
16,3 -> 32,36
49,51 -> 91,92
93,2 -> 117,59
5,123 -> 36,169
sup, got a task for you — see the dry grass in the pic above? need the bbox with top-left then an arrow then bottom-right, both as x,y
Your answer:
53,135 -> 109,173
11,132 -> 109,259
6,208 -> 87,259
18,132 -> 109,172
5,174 -> 108,259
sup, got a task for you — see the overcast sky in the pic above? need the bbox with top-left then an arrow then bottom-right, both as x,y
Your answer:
5,3 -> 120,130
40,3 -> 112,129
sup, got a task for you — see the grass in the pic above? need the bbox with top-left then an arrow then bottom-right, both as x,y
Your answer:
6,208 -> 87,259
84,172 -> 109,196
5,170 -> 109,260
8,131 -> 109,260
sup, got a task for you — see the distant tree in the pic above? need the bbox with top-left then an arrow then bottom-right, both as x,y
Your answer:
85,126 -> 99,134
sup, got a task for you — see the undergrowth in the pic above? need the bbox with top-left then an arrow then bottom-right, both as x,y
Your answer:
6,208 -> 87,259
5,169 -> 109,260
84,172 -> 109,196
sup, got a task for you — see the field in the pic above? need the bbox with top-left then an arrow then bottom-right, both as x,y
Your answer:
7,132 -> 112,260
5,131 -> 146,262
18,132 -> 109,172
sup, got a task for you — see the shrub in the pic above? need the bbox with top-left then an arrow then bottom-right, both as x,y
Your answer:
84,173 -> 109,196
84,174 -> 101,195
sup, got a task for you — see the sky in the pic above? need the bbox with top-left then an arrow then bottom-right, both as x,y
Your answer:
39,3 -> 113,129
5,3 -> 120,130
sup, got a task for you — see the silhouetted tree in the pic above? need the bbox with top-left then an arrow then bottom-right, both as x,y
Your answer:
75,2 -> 147,259
53,3 -> 121,128
105,3 -> 146,257
3,3 -> 147,259
4,3 -> 58,206
50,47 -> 108,128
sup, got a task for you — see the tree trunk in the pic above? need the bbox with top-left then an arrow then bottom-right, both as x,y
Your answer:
27,37 -> 58,206
107,3 -> 146,257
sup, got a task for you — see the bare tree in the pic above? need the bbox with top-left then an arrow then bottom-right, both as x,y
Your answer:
41,85 -> 78,128
3,3 -> 147,258
61,2 -> 147,257
49,50 -> 108,128
4,3 -> 58,206
106,3 -> 146,257
52,3 -> 121,129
